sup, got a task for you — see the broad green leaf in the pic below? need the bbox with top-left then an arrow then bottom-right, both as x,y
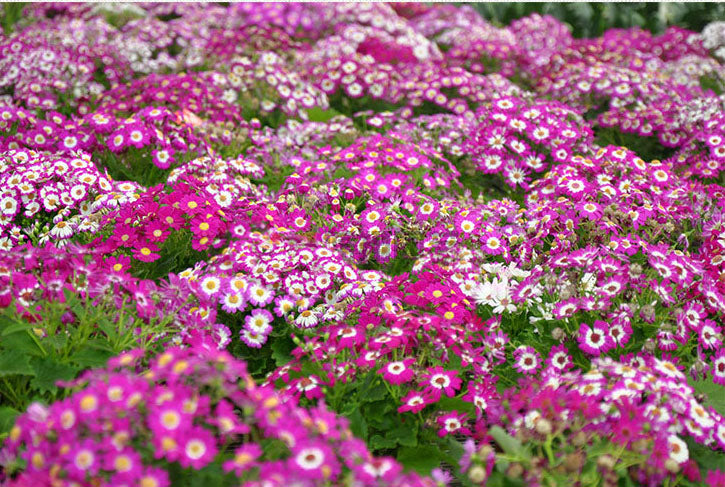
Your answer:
0,350 -> 35,377
306,107 -> 342,123
69,347 -> 112,368
397,446 -> 442,475
0,406 -> 20,435
489,426 -> 531,461
345,408 -> 368,440
387,423 -> 418,447
369,434 -> 397,450
270,336 -> 295,367
689,377 -> 725,416
30,357 -> 79,394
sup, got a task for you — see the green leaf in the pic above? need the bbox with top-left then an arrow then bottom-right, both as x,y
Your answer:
0,350 -> 35,377
357,371 -> 388,403
270,336 -> 294,367
0,315 -> 35,336
387,422 -> 418,447
362,400 -> 395,426
689,377 -> 725,416
29,357 -> 79,394
345,408 -> 368,440
369,434 -> 397,450
489,426 -> 531,461
69,347 -> 112,368
686,437 -> 725,477
397,446 -> 442,475
0,329 -> 44,357
0,406 -> 20,435
306,107 -> 342,123
437,396 -> 475,415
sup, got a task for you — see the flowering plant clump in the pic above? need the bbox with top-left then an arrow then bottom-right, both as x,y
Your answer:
465,96 -> 594,189
3,3 -> 725,487
0,149 -> 122,250
1,347 -> 435,487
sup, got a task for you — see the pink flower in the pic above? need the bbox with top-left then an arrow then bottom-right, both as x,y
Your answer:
437,411 -> 472,437
378,359 -> 415,385
578,321 -> 614,356
223,443 -> 262,476
398,390 -> 430,414
712,348 -> 725,386
178,427 -> 217,470
513,345 -> 541,374
290,441 -> 340,481
422,366 -> 461,399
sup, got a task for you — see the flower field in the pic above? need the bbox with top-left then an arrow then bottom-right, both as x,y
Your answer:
2,2 -> 725,486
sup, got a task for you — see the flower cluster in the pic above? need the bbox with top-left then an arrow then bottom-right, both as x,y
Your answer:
3,4 -> 725,487
2,347 -> 433,487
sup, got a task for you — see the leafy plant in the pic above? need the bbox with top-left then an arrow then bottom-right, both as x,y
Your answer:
0,291 -> 174,436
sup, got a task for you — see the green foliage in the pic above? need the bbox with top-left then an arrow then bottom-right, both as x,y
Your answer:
0,292 -> 175,434
221,310 -> 298,379
94,148 -> 173,187
1,3 -> 26,35
129,228 -> 220,281
472,2 -> 725,38
595,126 -> 676,162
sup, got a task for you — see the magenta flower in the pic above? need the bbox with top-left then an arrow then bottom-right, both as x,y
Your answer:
578,321 -> 614,356
177,426 -> 217,470
422,366 -> 461,399
513,345 -> 541,375
378,358 -> 415,385
437,411 -> 472,438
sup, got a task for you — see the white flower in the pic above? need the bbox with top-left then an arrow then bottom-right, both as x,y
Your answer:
473,277 -> 516,313
667,435 -> 689,464
295,309 -> 318,328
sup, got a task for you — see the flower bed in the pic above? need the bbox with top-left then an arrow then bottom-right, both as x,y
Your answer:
1,3 -> 725,487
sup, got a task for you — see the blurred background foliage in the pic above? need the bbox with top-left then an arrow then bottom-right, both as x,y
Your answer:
472,2 -> 725,38
1,3 -> 25,35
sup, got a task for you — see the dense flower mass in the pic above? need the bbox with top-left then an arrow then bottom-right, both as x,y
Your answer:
1,3 -> 725,487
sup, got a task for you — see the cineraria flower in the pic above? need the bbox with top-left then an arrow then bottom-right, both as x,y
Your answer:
578,321 -> 615,356
378,358 -> 416,385
422,366 -> 462,399
513,345 -> 541,374
437,411 -> 472,437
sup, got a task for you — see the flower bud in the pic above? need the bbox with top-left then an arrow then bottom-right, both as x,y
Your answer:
468,465 -> 487,483
597,455 -> 615,470
535,418 -> 552,435
507,463 -> 523,478
665,459 -> 680,474
551,327 -> 566,341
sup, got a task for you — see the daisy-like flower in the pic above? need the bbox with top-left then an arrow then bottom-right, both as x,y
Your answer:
295,309 -> 319,328
240,329 -> 267,348
482,233 -> 504,255
378,359 -> 415,385
578,321 -> 614,356
437,411 -> 472,438
291,442 -> 339,480
247,282 -> 274,306
50,220 -> 74,239
244,309 -> 273,335
668,434 -> 689,464
179,427 -> 217,469
199,276 -> 222,297
221,293 -> 245,313
223,444 -> 262,476
397,390 -> 430,414
546,344 -> 573,372
712,348 -> 725,386
423,366 -> 461,399
513,346 -> 541,374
